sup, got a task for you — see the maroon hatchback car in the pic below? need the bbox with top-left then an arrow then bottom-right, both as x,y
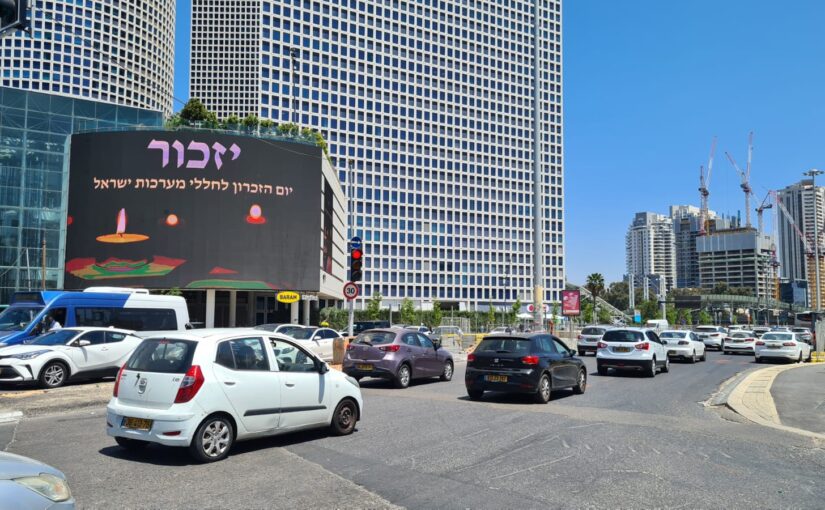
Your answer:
343,328 -> 454,388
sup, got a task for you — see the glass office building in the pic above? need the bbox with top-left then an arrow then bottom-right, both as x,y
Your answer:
0,87 -> 162,303
191,0 -> 566,310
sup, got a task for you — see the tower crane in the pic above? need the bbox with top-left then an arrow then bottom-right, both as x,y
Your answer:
698,137 -> 717,236
725,131 -> 754,228
755,191 -> 773,234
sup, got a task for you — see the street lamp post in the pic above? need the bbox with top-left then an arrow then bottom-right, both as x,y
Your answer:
530,0 -> 544,330
289,47 -> 300,128
804,169 -> 823,349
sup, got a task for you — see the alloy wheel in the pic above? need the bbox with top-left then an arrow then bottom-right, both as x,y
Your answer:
442,361 -> 453,381
399,366 -> 410,386
201,420 -> 231,458
539,376 -> 551,400
44,364 -> 65,387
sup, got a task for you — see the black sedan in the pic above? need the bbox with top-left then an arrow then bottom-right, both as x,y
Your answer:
465,333 -> 586,403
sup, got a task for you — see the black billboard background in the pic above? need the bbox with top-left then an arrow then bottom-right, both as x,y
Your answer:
65,131 -> 322,291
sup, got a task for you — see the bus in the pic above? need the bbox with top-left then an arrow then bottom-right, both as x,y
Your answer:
0,287 -> 189,346
795,311 -> 813,329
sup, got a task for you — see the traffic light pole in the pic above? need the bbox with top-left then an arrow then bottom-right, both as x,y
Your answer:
347,298 -> 354,337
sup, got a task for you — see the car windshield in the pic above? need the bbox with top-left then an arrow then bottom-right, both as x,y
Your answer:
602,330 -> 645,343
762,333 -> 793,341
254,324 -> 285,332
476,338 -> 533,354
581,327 -> 605,335
30,329 -> 79,346
354,331 -> 395,345
126,338 -> 196,373
660,332 -> 686,339
287,328 -> 317,340
0,306 -> 43,332
791,328 -> 809,333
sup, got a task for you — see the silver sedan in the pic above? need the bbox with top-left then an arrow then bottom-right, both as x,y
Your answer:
0,451 -> 74,508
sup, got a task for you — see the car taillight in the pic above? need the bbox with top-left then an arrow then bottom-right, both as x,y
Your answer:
597,341 -> 607,349
635,342 -> 650,351
782,342 -> 795,347
755,341 -> 765,346
174,365 -> 204,403
521,355 -> 539,365
467,353 -> 476,362
379,344 -> 401,352
346,344 -> 356,350
577,334 -> 582,340
113,363 -> 126,397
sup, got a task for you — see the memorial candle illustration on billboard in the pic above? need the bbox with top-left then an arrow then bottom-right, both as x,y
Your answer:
96,208 -> 149,243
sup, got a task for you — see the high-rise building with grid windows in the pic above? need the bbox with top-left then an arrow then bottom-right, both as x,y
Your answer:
1,1 -> 176,115
191,0 -> 565,310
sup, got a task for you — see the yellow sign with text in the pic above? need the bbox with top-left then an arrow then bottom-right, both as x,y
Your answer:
276,291 -> 300,304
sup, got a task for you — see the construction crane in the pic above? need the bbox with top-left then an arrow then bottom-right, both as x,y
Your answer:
755,191 -> 773,234
698,137 -> 717,236
725,131 -> 754,228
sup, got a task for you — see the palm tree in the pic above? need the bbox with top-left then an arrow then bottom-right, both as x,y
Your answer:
585,273 -> 605,325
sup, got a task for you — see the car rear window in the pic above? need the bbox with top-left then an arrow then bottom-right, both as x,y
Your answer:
126,338 -> 196,373
581,327 -> 605,335
762,333 -> 792,341
660,331 -> 685,339
695,327 -> 718,332
355,331 -> 395,345
731,332 -> 752,338
602,330 -> 645,343
476,338 -> 533,354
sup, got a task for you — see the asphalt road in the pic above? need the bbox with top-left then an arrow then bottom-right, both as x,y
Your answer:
4,351 -> 825,509
771,363 -> 825,434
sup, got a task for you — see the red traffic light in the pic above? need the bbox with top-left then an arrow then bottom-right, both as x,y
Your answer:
351,248 -> 363,260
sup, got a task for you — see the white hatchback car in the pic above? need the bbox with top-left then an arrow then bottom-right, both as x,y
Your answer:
694,326 -> 727,350
106,329 -> 362,462
596,328 -> 670,377
659,330 -> 706,363
0,327 -> 141,388
755,332 -> 812,363
577,326 -> 612,356
723,330 -> 757,355
285,327 -> 342,362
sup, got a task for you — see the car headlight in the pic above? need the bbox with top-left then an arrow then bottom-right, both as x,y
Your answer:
14,473 -> 72,502
9,350 -> 50,360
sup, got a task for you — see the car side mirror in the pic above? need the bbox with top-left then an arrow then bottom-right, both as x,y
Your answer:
317,361 -> 329,374
433,339 -> 441,349
76,340 -> 91,347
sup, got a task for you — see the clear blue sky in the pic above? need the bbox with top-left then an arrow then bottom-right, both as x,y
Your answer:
173,0 -> 825,286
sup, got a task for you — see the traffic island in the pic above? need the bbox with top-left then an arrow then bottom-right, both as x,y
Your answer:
725,363 -> 825,442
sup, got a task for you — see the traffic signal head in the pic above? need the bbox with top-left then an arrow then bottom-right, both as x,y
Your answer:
0,0 -> 27,37
350,247 -> 363,282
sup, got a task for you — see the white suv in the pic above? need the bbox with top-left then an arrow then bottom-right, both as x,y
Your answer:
694,326 -> 727,350
106,329 -> 363,462
0,327 -> 141,388
577,326 -> 612,356
596,328 -> 670,377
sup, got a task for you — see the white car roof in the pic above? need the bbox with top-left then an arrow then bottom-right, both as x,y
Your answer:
660,330 -> 688,334
52,327 -> 136,335
142,328 -> 293,343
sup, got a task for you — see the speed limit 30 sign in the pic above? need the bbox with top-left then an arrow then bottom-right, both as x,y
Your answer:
343,281 -> 359,301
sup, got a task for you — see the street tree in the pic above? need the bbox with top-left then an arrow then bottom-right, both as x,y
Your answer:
400,298 -> 416,325
366,292 -> 383,320
178,98 -> 218,127
431,301 -> 443,329
698,310 -> 713,325
585,273 -> 605,324
509,298 -> 522,325
597,306 -> 612,324
486,304 -> 496,329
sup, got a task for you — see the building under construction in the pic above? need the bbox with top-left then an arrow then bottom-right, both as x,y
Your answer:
696,228 -> 778,300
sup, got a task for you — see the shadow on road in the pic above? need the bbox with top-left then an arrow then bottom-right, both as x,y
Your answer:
356,377 -> 445,389
0,377 -> 114,393
456,389 -> 577,405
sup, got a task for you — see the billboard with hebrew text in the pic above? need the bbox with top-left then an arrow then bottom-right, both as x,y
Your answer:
65,130 -> 323,291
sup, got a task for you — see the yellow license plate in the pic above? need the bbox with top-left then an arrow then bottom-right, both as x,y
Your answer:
356,364 -> 373,371
122,417 -> 153,431
485,375 -> 508,383
614,347 -> 631,352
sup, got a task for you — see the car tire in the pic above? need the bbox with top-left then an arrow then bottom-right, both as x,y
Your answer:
467,388 -> 484,400
330,399 -> 358,436
115,436 -> 148,450
189,415 -> 234,463
38,361 -> 68,389
440,360 -> 454,381
807,351 -> 812,363
573,369 -> 587,395
755,356 -> 761,363
534,374 -> 552,404
689,350 -> 697,364
700,350 -> 707,361
646,359 -> 657,378
394,363 -> 411,389
798,352 -> 803,364
661,356 -> 670,373
597,363 -> 608,376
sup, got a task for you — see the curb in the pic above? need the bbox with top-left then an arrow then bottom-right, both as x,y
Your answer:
0,411 -> 23,424
725,363 -> 825,442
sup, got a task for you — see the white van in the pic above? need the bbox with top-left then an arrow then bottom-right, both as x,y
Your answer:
645,319 -> 669,331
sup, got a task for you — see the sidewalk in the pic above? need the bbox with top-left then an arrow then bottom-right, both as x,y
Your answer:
726,362 -> 825,441
0,382 -> 113,418
771,364 -> 825,435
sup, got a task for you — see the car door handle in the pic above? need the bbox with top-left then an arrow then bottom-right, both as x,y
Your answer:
223,381 -> 236,386
285,382 -> 296,387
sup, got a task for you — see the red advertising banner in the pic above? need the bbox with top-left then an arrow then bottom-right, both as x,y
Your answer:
561,290 -> 581,316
